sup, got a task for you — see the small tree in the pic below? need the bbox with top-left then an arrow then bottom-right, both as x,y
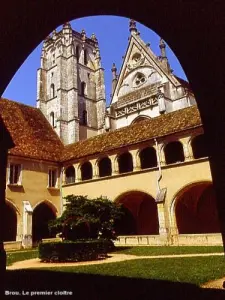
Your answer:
48,195 -> 124,240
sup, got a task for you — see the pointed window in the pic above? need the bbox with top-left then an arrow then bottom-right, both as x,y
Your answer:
84,49 -> 88,65
50,83 -> 55,98
50,112 -> 55,127
76,45 -> 80,61
81,82 -> 86,96
82,110 -> 87,125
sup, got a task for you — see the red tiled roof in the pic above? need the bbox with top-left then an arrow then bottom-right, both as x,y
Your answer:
0,98 -> 64,161
1,98 -> 202,163
62,105 -> 202,162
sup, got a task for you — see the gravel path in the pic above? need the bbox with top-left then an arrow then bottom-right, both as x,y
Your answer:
6,252 -> 225,290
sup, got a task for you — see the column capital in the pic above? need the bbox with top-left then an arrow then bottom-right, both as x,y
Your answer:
89,159 -> 99,179
129,149 -> 141,171
109,154 -> 119,175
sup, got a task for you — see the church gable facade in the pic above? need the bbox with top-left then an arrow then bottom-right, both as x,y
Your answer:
107,20 -> 196,131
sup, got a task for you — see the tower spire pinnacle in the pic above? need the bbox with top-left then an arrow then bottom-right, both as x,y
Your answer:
159,38 -> 171,72
129,19 -> 137,34
159,38 -> 166,58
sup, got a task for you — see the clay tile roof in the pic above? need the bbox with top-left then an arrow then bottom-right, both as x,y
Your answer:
62,105 -> 202,162
0,98 -> 64,161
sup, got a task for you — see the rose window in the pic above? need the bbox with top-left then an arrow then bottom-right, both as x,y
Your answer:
134,73 -> 146,86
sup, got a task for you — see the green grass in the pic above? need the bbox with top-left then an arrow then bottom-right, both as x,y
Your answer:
39,256 -> 225,286
112,246 -> 224,256
7,250 -> 38,266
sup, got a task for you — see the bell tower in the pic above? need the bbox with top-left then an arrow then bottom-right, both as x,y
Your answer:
37,22 -> 106,145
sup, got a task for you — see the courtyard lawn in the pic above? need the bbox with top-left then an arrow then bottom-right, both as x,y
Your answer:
6,249 -> 38,266
39,255 -> 225,286
112,245 -> 224,256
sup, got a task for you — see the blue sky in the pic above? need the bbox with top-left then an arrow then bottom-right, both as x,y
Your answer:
3,16 -> 187,107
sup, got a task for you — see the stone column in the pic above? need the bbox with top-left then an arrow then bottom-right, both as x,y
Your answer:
181,137 -> 193,161
62,167 -> 66,185
90,159 -> 99,179
130,149 -> 141,171
158,143 -> 166,166
74,164 -> 81,183
110,154 -> 119,176
157,202 -> 167,235
22,201 -> 33,248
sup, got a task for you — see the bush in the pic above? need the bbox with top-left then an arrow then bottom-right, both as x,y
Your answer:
38,239 -> 115,263
48,195 -> 125,241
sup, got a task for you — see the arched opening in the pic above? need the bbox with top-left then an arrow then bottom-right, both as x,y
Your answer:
132,116 -> 150,124
82,110 -> 87,125
50,112 -> 55,127
32,202 -> 56,243
175,182 -> 220,234
81,81 -> 86,96
76,45 -> 80,61
118,152 -> 133,174
98,157 -> 112,177
3,202 -> 17,241
191,134 -> 208,159
140,147 -> 157,169
164,141 -> 185,164
84,49 -> 88,65
81,161 -> 92,181
116,191 -> 159,235
50,83 -> 55,98
65,166 -> 75,184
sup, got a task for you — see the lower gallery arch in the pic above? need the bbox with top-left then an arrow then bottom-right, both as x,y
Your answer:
32,201 -> 56,243
174,182 -> 220,234
115,191 -> 159,235
4,201 -> 17,241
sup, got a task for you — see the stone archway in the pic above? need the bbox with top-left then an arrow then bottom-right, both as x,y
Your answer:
174,182 -> 220,234
32,201 -> 56,243
116,191 -> 159,235
3,202 -> 17,242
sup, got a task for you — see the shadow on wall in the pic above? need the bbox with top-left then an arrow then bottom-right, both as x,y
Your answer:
6,269 -> 225,300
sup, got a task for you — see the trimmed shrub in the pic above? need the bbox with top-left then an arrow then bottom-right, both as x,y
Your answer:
38,239 -> 115,263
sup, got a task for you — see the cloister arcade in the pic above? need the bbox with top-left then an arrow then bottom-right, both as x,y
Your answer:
63,133 -> 206,185
172,182 -> 220,235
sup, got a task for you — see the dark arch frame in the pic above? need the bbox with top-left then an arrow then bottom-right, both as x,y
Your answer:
1,1 -> 225,287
